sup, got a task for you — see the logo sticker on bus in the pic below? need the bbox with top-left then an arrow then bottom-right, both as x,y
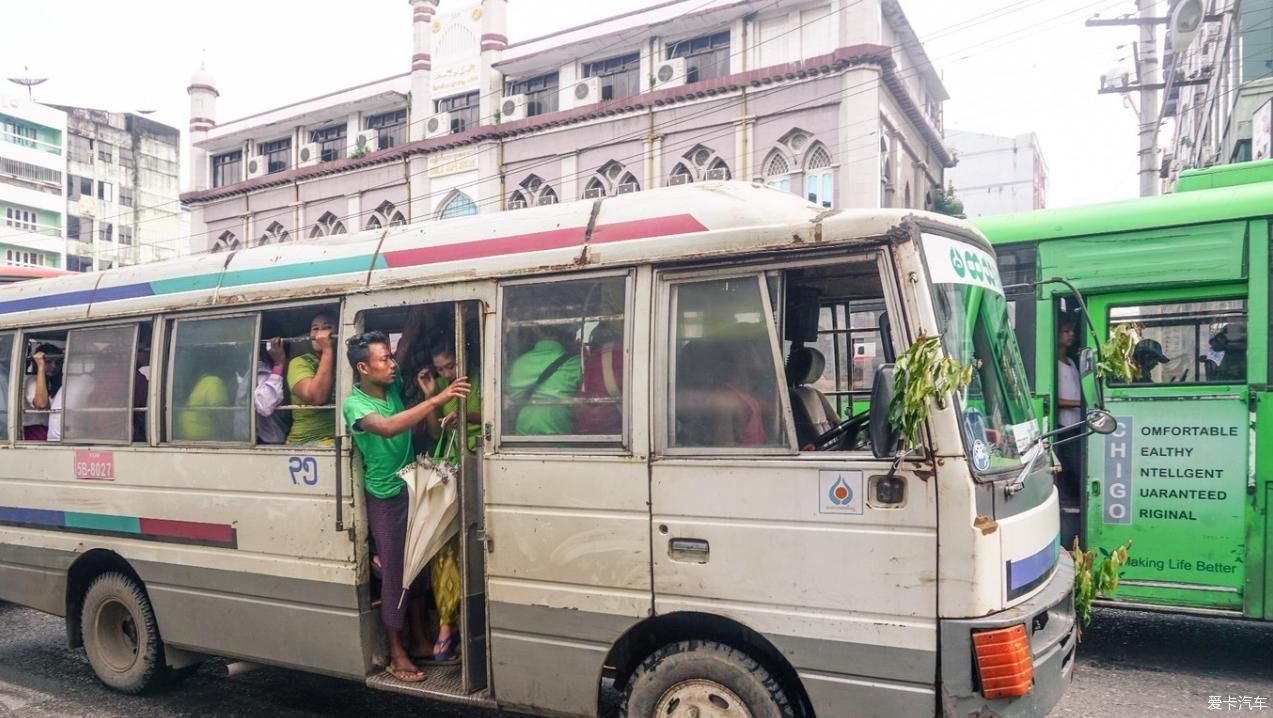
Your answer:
921,234 -> 1003,296
74,451 -> 114,481
971,440 -> 991,472
819,471 -> 863,515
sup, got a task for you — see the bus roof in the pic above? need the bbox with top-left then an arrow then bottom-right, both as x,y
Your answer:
1174,159 -> 1273,192
0,182 -> 977,328
972,178 -> 1273,246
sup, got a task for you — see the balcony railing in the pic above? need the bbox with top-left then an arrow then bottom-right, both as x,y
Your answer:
1,222 -> 62,239
1,130 -> 62,155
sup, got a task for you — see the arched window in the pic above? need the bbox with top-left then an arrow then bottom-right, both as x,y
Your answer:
439,191 -> 477,219
584,161 -> 638,198
366,200 -> 406,229
511,174 -> 559,208
508,189 -> 529,209
804,142 -> 834,209
211,230 -> 241,253
762,149 -> 792,192
310,211 -> 347,238
257,221 -> 290,246
668,145 -> 731,185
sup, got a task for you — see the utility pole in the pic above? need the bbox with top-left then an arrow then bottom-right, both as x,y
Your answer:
1138,0 -> 1162,196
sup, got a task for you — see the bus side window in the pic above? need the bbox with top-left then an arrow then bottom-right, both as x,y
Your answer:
167,315 -> 257,443
499,274 -> 629,445
668,275 -> 788,450
62,325 -> 138,444
0,333 -> 12,439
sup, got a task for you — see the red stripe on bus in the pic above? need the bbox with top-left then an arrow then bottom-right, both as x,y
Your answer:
139,518 -> 236,546
382,227 -> 586,268
590,214 -> 709,243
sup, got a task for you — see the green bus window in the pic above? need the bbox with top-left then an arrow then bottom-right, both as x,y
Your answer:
1109,299 -> 1247,385
169,315 -> 256,443
500,275 -> 627,443
62,325 -> 137,443
670,275 -> 787,450
0,333 -> 12,438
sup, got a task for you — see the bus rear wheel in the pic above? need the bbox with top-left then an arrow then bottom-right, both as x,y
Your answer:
621,640 -> 795,718
81,572 -> 167,694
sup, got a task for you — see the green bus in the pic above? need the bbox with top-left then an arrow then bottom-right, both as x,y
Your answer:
974,160 -> 1272,619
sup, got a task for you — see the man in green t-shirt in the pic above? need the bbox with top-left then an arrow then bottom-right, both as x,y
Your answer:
286,311 -> 337,445
342,330 -> 469,683
506,328 -> 581,435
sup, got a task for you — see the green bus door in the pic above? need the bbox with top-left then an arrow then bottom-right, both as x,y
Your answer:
1083,293 -> 1253,614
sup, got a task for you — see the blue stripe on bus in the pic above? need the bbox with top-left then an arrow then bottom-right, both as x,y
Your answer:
1006,535 -> 1060,600
0,290 -> 101,315
0,506 -> 65,527
92,283 -> 157,302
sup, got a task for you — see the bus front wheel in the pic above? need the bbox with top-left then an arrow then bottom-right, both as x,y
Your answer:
621,640 -> 796,718
81,572 -> 167,694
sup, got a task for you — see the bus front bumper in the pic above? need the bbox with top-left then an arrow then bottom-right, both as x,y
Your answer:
939,553 -> 1077,717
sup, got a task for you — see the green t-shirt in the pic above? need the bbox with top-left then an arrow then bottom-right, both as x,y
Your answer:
177,374 -> 229,441
286,353 -> 335,445
342,373 -> 412,500
439,368 -> 481,457
506,340 -> 582,435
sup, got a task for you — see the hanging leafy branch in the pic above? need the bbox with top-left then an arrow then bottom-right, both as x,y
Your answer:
1072,538 -> 1132,636
1098,323 -> 1140,384
889,335 -> 974,451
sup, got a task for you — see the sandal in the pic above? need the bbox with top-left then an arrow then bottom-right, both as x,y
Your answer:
429,632 -> 459,664
385,665 -> 427,683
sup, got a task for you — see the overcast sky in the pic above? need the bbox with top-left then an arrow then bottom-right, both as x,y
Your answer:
2,0 -> 1143,207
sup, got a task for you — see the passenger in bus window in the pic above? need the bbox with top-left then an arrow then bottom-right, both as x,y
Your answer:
23,343 -> 60,441
342,331 -> 470,683
286,311 -> 337,445
1132,339 -> 1170,384
505,326 -> 581,435
177,361 -> 232,441
132,337 -> 150,442
430,341 -> 481,457
1205,323 -> 1246,382
239,336 -> 289,444
1055,320 -> 1082,505
575,322 -> 623,435
47,370 -> 95,443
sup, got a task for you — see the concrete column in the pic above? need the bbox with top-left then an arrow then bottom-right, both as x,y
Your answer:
837,0 -> 882,47
186,66 -> 219,191
837,67 -> 883,208
347,194 -> 362,231
409,155 -> 432,221
479,0 -> 509,123
408,0 -> 439,220
560,153 -> 578,201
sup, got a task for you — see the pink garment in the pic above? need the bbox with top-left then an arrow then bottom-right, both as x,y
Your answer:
731,387 -> 766,446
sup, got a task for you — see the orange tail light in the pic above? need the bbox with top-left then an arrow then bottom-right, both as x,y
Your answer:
972,624 -> 1034,699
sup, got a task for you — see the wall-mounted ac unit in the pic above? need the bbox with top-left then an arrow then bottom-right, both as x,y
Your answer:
508,199 -> 527,210
583,186 -> 606,199
536,195 -> 558,206
668,173 -> 692,186
654,57 -> 687,89
704,167 -> 729,181
352,130 -> 381,154
246,156 -> 269,179
425,112 -> 453,139
569,77 -> 601,108
500,94 -> 527,122
617,182 -> 639,195
297,142 -> 322,167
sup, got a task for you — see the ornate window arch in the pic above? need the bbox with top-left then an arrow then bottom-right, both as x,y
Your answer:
510,174 -> 559,208
310,211 -> 347,239
437,25 -> 477,59
366,200 -> 407,230
584,160 -> 639,198
438,190 -> 478,219
667,144 -> 731,184
804,141 -> 835,209
211,230 -> 241,253
257,221 -> 290,246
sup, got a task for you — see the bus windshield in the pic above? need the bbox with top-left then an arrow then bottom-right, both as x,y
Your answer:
923,233 -> 1037,474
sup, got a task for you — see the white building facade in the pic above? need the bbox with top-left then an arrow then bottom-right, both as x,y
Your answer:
182,0 -> 953,252
943,130 -> 1047,217
0,98 -> 67,269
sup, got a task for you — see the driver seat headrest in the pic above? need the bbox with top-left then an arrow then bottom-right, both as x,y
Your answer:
787,346 -> 826,386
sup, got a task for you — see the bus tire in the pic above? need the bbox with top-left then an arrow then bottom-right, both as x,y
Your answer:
621,640 -> 796,718
81,572 -> 167,694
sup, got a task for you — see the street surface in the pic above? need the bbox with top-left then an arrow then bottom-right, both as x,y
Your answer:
1,600 -> 1271,717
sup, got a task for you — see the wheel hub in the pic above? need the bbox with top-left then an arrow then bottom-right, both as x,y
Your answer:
655,679 -> 752,718
94,599 -> 140,673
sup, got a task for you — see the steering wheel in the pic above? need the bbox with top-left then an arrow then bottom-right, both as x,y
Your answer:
809,410 -> 871,451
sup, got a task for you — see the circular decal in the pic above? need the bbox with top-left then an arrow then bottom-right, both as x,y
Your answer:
949,248 -> 967,277
972,440 -> 991,472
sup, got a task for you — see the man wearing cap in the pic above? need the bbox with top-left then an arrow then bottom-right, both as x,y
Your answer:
1133,339 -> 1170,383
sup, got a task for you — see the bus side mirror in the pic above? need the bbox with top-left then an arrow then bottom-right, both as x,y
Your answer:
1086,409 -> 1117,435
1079,347 -> 1096,377
870,364 -> 902,459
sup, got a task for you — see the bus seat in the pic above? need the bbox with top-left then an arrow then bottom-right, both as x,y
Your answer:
787,346 -> 838,447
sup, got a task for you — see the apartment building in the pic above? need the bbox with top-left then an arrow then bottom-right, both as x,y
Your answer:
181,0 -> 953,252
944,130 -> 1048,217
0,97 -> 66,269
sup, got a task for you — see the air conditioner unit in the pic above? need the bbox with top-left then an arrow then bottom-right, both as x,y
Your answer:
425,112 -> 453,139
617,182 -> 639,195
500,94 -> 528,122
668,173 -> 692,186
654,57 -> 687,89
508,199 -> 527,210
246,155 -> 269,179
704,167 -> 728,181
536,195 -> 558,206
297,142 -> 322,167
352,130 -> 381,154
583,187 -> 606,199
569,77 -> 601,108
